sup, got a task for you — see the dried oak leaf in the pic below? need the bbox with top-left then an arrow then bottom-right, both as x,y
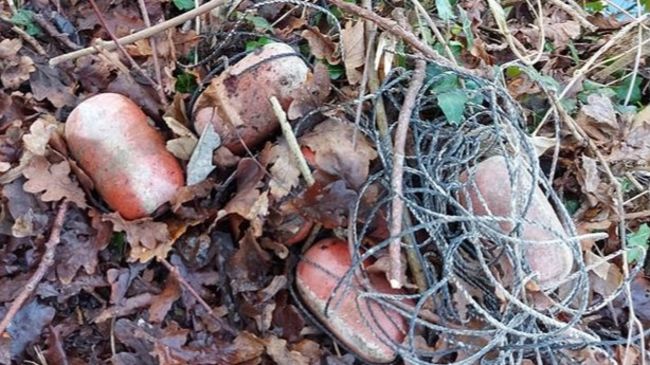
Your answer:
29,62 -> 77,108
226,229 -> 273,293
103,213 -> 171,263
264,335 -> 310,365
22,155 -> 87,208
299,118 -> 377,188
112,318 -> 159,364
287,62 -> 331,120
0,39 -> 22,59
22,116 -> 60,156
95,293 -> 156,323
260,140 -> 301,200
216,159 -> 269,237
296,175 -> 357,229
301,26 -> 339,64
2,56 -> 35,89
609,103 -> 650,163
107,73 -> 161,118
0,300 -> 55,362
341,21 -> 365,85
148,276 -> 181,323
56,206 -> 109,284
214,332 -> 265,364
576,94 -> 619,144
74,55 -> 115,94
542,19 -> 581,49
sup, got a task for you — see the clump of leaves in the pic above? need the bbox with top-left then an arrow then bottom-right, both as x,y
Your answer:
11,9 -> 41,36
172,0 -> 194,11
627,223 -> 649,264
175,71 -> 197,94
245,37 -> 272,52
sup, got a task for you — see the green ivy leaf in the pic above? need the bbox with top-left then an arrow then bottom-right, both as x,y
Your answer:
11,9 -> 41,36
627,224 -> 650,264
584,1 -> 606,13
436,0 -> 455,21
245,37 -> 271,52
175,72 -> 197,94
437,90 -> 468,125
245,15 -> 272,31
327,63 -> 344,80
614,76 -> 642,105
172,0 -> 194,11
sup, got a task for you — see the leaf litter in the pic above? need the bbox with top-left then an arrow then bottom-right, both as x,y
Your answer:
0,0 -> 649,364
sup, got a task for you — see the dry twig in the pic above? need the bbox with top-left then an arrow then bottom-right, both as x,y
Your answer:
388,60 -> 426,289
32,13 -> 81,51
548,0 -> 598,32
0,200 -> 69,335
136,0 -> 167,107
88,0 -> 167,106
269,96 -> 315,187
158,258 -> 236,335
327,0 -> 474,76
49,0 -> 227,66
0,15 -> 47,56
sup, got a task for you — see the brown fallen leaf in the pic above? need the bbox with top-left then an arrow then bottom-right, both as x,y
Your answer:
74,55 -> 115,94
148,275 -> 181,323
609,103 -> 650,163
226,229 -> 273,293
2,56 -> 35,89
103,213 -> 171,262
260,140 -> 301,200
216,159 -> 269,237
94,293 -> 156,323
22,116 -> 60,156
0,39 -> 35,90
287,62 -> 331,120
56,206 -> 110,284
0,39 -> 22,59
543,19 -> 581,49
107,73 -> 162,118
29,61 -> 77,108
576,94 -> 620,144
296,176 -> 357,229
22,155 -> 87,208
299,118 -> 377,188
0,300 -> 56,363
264,335 -> 310,365
341,21 -> 365,85
577,155 -> 613,208
301,26 -> 339,64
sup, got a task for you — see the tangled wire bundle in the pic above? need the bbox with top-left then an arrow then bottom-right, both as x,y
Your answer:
324,63 -> 646,364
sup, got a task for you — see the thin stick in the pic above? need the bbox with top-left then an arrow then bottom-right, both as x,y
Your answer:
352,22 -> 376,147
391,9 -> 429,292
0,200 -> 69,335
327,0 -> 471,75
158,258 -> 235,335
410,0 -> 458,65
269,96 -> 315,187
32,13 -> 81,51
548,0 -> 597,32
49,0 -> 227,66
0,16 -> 47,56
88,0 -> 166,106
533,13 -> 650,136
136,0 -> 167,107
388,60 -> 426,289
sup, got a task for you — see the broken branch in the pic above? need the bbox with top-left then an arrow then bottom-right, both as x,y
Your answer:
0,200 -> 69,335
